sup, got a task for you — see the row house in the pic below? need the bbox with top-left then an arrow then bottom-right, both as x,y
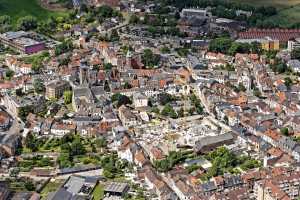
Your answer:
254,170 -> 300,200
99,112 -> 120,132
277,136 -> 300,162
2,94 -> 46,118
5,56 -> 32,75
165,167 -> 197,200
261,129 -> 281,147
114,128 -> 150,167
141,166 -> 178,200
50,121 -> 76,137
284,116 -> 300,133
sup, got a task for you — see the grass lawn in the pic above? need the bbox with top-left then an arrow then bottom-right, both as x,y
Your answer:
0,0 -> 67,25
92,183 -> 104,200
40,179 -> 65,200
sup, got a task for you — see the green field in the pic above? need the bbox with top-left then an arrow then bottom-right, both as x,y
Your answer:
0,0 -> 67,24
231,0 -> 300,8
231,0 -> 300,27
92,184 -> 104,200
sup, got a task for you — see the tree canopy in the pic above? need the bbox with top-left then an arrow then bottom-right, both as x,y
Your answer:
142,49 -> 160,68
33,78 -> 45,94
17,16 -> 38,31
111,93 -> 132,107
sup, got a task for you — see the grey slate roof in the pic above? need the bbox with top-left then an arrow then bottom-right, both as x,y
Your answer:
279,136 -> 297,151
194,132 -> 234,152
201,181 -> 217,192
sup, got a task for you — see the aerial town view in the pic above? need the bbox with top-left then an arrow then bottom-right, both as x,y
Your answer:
2,0 -> 300,199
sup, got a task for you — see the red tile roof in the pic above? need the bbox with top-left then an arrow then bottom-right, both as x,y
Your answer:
239,28 -> 300,42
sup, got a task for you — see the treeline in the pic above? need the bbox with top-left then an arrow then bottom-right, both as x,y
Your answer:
158,0 -> 299,28
209,37 -> 263,55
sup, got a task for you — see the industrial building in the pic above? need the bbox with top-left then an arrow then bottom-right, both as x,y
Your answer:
0,31 -> 46,54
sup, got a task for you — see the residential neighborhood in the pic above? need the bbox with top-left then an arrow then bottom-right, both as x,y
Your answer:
1,0 -> 300,200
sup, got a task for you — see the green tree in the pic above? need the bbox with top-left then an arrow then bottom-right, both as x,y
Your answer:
111,93 -> 122,102
55,40 -> 73,56
16,88 -> 23,96
111,93 -> 131,107
33,78 -> 45,94
129,14 -> 139,24
9,167 -> 20,178
57,153 -> 72,168
64,90 -> 72,105
159,93 -> 175,105
110,29 -> 120,42
18,106 -> 33,121
25,132 -> 38,152
17,16 -> 38,31
284,77 -> 293,88
225,64 -> 235,71
5,69 -> 14,80
31,58 -> 43,73
176,48 -> 190,57
238,83 -> 247,92
251,42 -> 263,55
228,42 -> 251,55
196,105 -> 204,115
103,169 -> 114,179
96,138 -> 107,148
271,62 -> 289,74
117,95 -> 131,107
0,15 -> 11,25
97,5 -> 114,18
177,107 -> 184,118
123,82 -> 132,89
291,48 -> 300,60
151,107 -> 160,114
104,80 -> 110,92
160,46 -> 171,54
142,49 -> 160,68
161,104 -> 178,119
31,53 -> 49,73
253,89 -> 261,97
0,15 -> 12,33
240,159 -> 261,171
24,181 -> 35,191
104,63 -> 113,70
209,37 -> 233,54
70,137 -> 86,156
280,127 -> 289,136
58,57 -> 71,66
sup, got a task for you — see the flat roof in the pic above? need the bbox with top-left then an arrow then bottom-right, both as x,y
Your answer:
0,31 -> 29,40
182,8 -> 207,13
104,182 -> 129,193
14,37 -> 42,47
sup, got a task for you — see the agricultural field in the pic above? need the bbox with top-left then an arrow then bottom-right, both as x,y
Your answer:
0,0 -> 67,24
